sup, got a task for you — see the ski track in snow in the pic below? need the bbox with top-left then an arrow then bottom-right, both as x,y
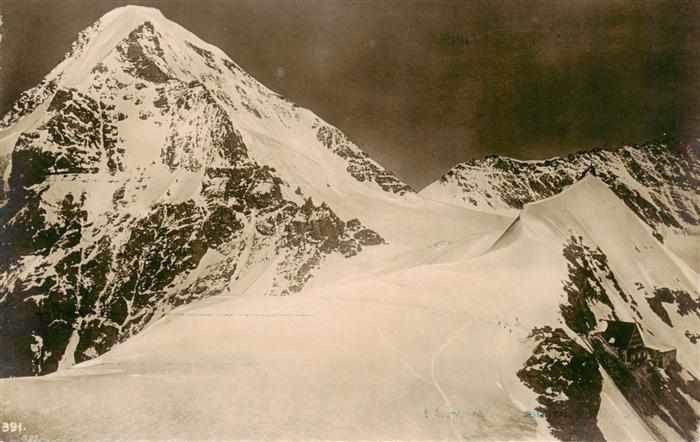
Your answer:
376,323 -> 429,383
430,317 -> 475,441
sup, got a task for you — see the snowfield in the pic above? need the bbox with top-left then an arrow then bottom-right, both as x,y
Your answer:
2,176 -> 697,440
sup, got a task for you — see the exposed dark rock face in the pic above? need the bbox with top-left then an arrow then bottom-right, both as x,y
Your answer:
0,83 -> 384,376
316,125 -> 413,195
685,331 -> 700,344
426,140 -> 700,237
0,80 -> 58,130
517,326 -> 604,441
0,89 -> 123,209
591,339 -> 700,441
646,287 -> 700,327
116,22 -> 171,84
0,88 -> 123,273
555,234 -> 700,441
0,9 -> 108,130
186,42 -> 222,74
560,235 -> 626,334
0,23 -> 391,377
515,237 -> 628,439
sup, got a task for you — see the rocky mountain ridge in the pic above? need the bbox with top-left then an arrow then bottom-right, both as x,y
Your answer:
0,6 -> 406,377
421,139 -> 699,240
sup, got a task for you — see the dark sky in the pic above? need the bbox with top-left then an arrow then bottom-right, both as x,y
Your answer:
1,1 -> 698,189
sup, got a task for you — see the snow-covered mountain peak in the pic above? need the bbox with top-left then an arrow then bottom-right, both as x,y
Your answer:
82,4 -> 169,37
0,6 -> 512,379
100,4 -> 167,21
1,5 -> 419,214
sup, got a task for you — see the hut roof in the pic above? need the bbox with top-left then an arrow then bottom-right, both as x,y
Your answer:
601,321 -> 639,350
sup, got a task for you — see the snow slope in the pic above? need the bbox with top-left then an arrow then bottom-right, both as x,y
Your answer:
3,175 -> 697,441
420,141 -> 700,271
0,5 -> 508,247
0,5 -> 511,378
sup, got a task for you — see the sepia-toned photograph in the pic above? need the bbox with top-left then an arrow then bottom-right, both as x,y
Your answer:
0,0 -> 698,440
